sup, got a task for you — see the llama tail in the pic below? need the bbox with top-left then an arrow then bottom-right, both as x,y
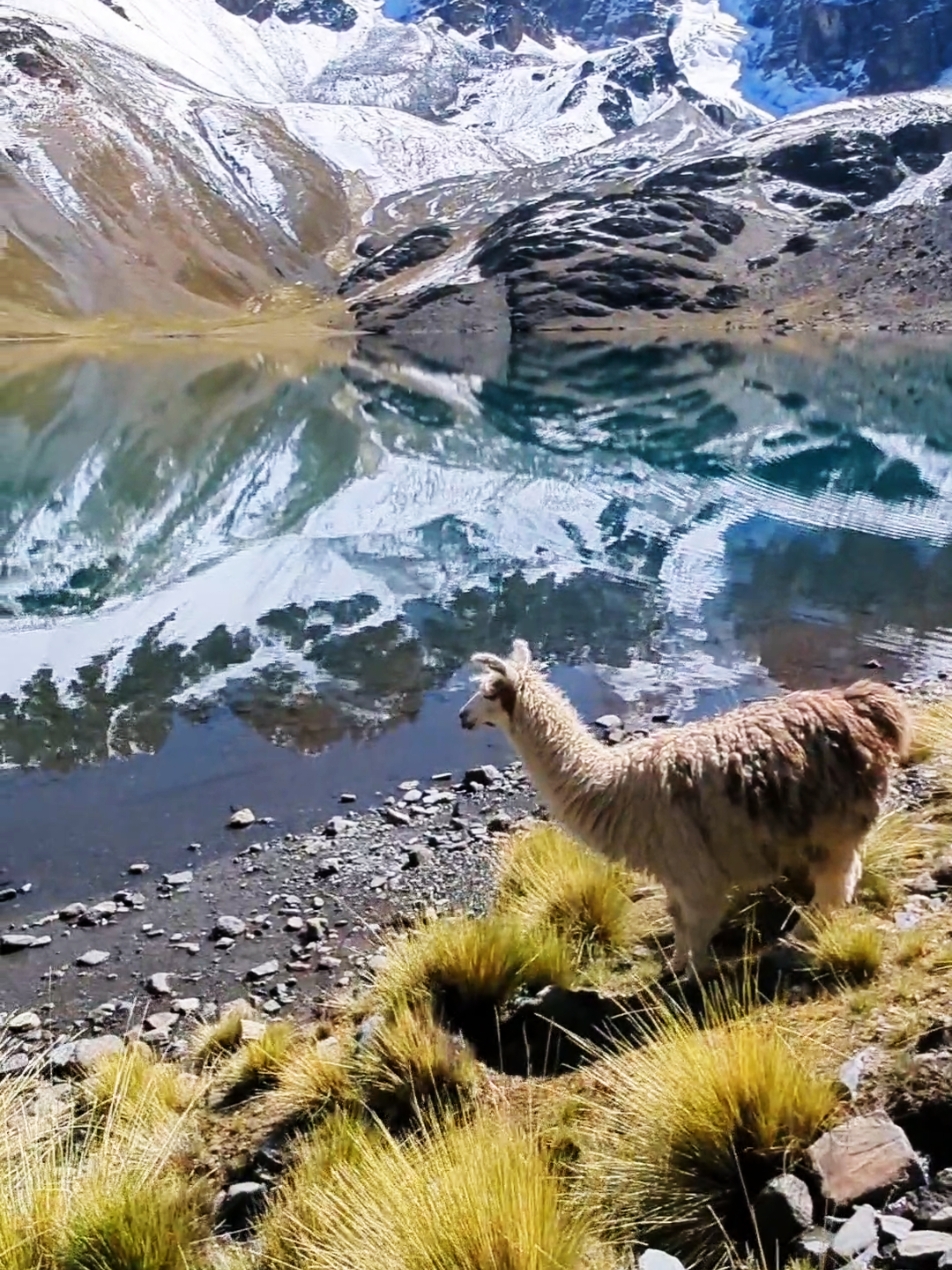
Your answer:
844,680 -> 912,763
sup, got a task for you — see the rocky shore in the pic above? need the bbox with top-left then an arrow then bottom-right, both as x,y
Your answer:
0,754 -> 545,1067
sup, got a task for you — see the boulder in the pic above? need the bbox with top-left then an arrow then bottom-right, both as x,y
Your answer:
897,1232 -> 952,1268
753,1175 -> 814,1252
808,1114 -> 923,1207
832,1205 -> 879,1260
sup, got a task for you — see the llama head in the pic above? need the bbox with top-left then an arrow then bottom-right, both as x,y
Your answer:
459,639 -> 532,732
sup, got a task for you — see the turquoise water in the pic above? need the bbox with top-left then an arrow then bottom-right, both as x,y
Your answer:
2,336 -> 952,896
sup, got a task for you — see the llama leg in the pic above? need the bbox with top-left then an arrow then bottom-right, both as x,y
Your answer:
793,846 -> 863,940
669,895 -> 728,975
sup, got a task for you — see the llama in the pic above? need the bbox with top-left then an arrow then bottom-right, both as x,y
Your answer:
459,640 -> 911,972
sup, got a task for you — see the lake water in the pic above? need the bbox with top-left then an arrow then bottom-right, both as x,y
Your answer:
3,335 -> 952,904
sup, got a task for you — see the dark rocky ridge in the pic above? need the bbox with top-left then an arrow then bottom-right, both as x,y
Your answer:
350,99 -> 952,342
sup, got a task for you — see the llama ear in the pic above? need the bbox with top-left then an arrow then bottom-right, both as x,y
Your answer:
510,639 -> 531,667
472,652 -> 508,675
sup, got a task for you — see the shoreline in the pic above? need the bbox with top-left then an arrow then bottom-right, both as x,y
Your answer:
0,672 -> 946,1060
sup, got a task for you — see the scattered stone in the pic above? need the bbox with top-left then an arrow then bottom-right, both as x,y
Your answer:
0,887 -> 18,903
639,1252 -> 685,1270
59,903 -> 87,922
324,817 -> 352,837
227,808 -> 257,829
284,916 -> 304,933
339,793 -> 357,803
171,998 -> 200,1015
0,934 -> 40,953
487,814 -> 512,834
145,1012 -> 178,1032
897,1232 -> 952,1267
7,1011 -> 41,1033
240,1019 -> 266,1042
926,1211 -> 952,1234
403,788 -> 424,804
383,807 -> 411,827
127,862 -> 150,874
76,949 -> 111,968
882,1216 -> 916,1241
245,960 -> 279,982
754,1175 -> 814,1252
465,764 -> 501,787
316,858 -> 341,878
29,935 -> 51,948
431,771 -> 452,782
595,714 -> 622,730
162,871 -> 193,887
0,1053 -> 30,1077
795,1227 -> 834,1262
808,1114 -> 922,1206
50,1035 -> 123,1075
212,916 -> 246,939
839,1047 -> 883,1099
832,1205 -> 879,1260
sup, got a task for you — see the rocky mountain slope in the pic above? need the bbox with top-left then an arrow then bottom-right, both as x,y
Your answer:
4,0 -> 952,324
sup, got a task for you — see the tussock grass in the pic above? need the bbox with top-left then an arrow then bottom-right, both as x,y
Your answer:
268,1034 -> 354,1128
216,1022 -> 296,1102
911,698 -> 952,764
0,1049 -> 208,1270
371,914 -> 574,1028
60,1166 -> 210,1270
261,1108 -> 587,1270
189,1005 -> 253,1069
575,1005 -> 839,1267
496,825 -> 643,963
860,809 -> 938,909
77,1044 -> 200,1131
356,1009 -> 478,1129
804,911 -> 884,986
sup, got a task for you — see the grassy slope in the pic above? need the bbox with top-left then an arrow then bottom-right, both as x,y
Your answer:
2,695 -> 952,1270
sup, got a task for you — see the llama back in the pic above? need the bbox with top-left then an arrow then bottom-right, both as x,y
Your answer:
842,679 -> 911,763
646,684 -> 907,850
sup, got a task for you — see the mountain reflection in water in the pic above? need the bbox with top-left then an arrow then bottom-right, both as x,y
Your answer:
3,337 -> 952,777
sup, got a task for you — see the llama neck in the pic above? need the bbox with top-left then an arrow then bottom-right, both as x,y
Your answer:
507,672 -> 617,830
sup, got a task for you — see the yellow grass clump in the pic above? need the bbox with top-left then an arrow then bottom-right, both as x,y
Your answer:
859,809 -> 939,909
910,698 -> 952,764
77,1044 -> 201,1132
261,1108 -> 589,1270
189,1003 -> 254,1069
371,913 -> 574,1027
496,825 -> 644,962
268,1033 -> 355,1128
355,1009 -> 479,1129
804,911 -> 885,986
217,1021 -> 297,1102
575,1006 -> 840,1267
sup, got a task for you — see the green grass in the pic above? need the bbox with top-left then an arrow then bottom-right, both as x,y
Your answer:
859,809 -> 938,909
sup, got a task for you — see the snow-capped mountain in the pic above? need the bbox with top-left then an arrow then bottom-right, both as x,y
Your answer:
4,0 -> 952,320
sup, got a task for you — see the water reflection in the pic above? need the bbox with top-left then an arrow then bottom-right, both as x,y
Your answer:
3,338 -> 952,774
